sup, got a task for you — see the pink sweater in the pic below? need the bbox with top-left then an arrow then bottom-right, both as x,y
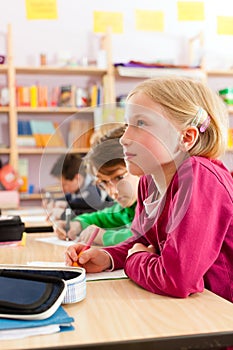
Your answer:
105,156 -> 233,302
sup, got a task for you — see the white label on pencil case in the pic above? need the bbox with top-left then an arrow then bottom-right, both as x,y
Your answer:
0,264 -> 86,305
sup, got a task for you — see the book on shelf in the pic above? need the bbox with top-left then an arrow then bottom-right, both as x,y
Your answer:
17,120 -> 36,147
16,85 -> 48,107
58,85 -> 75,107
90,84 -> 102,107
18,158 -> 29,192
17,120 -> 66,148
46,121 -> 66,148
37,85 -> 48,107
30,120 -> 66,148
30,85 -> 38,107
0,87 -> 9,106
16,86 -> 30,107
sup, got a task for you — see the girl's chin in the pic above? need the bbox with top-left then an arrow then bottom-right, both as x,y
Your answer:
126,163 -> 144,177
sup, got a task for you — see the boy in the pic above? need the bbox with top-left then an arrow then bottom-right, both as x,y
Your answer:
54,126 -> 139,246
49,153 -> 112,220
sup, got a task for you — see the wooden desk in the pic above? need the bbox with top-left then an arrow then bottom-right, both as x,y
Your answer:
2,207 -> 53,232
0,234 -> 233,350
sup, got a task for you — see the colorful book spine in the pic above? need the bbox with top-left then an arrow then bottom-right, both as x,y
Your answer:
30,85 -> 38,107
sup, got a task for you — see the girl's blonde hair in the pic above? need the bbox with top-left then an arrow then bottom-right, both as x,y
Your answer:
127,77 -> 229,158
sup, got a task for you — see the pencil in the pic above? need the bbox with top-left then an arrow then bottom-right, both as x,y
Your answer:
72,227 -> 100,267
80,227 -> 100,252
65,208 -> 71,241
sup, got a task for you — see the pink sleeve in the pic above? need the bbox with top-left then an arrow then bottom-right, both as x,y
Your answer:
103,176 -> 151,269
124,161 -> 232,298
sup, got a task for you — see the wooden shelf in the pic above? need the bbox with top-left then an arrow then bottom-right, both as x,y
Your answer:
19,193 -> 42,200
115,66 -> 206,80
16,66 -> 108,76
16,106 -> 94,114
0,106 -> 10,112
0,148 -> 10,154
0,64 -> 8,73
17,147 -> 90,154
207,69 -> 233,77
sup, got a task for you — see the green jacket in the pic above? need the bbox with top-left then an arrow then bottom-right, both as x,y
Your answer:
73,202 -> 136,246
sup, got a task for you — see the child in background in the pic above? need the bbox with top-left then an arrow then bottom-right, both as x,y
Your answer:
65,77 -> 233,304
49,153 -> 112,219
55,126 -> 139,246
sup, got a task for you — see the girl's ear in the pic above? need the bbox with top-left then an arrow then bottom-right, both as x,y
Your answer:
180,127 -> 199,151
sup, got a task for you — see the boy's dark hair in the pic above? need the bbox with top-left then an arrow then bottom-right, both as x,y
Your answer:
50,154 -> 86,180
85,125 -> 126,176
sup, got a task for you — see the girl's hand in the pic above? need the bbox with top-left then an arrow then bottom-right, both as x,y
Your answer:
65,244 -> 112,272
77,225 -> 105,246
127,243 -> 155,257
54,220 -> 82,241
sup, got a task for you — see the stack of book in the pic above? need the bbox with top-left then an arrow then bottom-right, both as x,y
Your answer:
16,84 -> 103,108
0,306 -> 74,340
17,120 -> 66,148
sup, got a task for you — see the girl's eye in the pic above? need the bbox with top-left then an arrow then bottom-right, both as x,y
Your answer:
137,120 -> 145,127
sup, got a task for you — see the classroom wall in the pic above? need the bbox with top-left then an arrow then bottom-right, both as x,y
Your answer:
1,0 -> 233,68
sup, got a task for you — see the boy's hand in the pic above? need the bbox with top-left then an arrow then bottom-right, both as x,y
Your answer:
54,220 -> 82,241
77,225 -> 105,246
65,244 -> 111,272
47,207 -> 64,221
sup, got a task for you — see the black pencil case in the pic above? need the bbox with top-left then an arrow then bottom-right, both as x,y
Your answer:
0,215 -> 25,242
0,265 -> 86,320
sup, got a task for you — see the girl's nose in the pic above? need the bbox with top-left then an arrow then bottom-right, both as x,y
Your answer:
120,128 -> 130,146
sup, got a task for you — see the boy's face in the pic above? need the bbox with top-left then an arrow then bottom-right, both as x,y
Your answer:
61,174 -> 83,194
94,164 -> 139,208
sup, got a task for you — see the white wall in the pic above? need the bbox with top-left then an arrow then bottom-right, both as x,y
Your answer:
1,0 -> 233,68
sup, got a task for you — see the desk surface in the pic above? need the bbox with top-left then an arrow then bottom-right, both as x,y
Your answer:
2,207 -> 54,231
0,233 -> 233,350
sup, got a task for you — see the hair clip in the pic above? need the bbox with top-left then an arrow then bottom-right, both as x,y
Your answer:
191,107 -> 210,133
199,115 -> 210,133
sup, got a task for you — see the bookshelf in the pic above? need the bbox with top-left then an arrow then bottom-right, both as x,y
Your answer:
1,24 -> 115,198
1,24 -> 232,201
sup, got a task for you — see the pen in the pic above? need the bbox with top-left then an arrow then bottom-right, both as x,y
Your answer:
65,208 -> 71,242
72,227 -> 100,267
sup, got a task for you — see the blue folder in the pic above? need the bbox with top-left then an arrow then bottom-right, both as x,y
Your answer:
0,306 -> 74,331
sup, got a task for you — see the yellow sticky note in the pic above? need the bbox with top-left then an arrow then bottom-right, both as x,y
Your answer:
93,11 -> 123,34
135,10 -> 164,32
217,16 -> 233,35
25,0 -> 58,20
177,1 -> 205,21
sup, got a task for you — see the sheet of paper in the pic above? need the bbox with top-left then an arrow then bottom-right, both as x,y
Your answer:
86,269 -> 127,281
93,11 -> 123,33
6,208 -> 46,216
25,0 -> 58,20
28,261 -> 127,281
0,324 -> 60,340
135,10 -> 164,32
21,215 -> 46,222
36,236 -> 75,247
177,1 -> 205,21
